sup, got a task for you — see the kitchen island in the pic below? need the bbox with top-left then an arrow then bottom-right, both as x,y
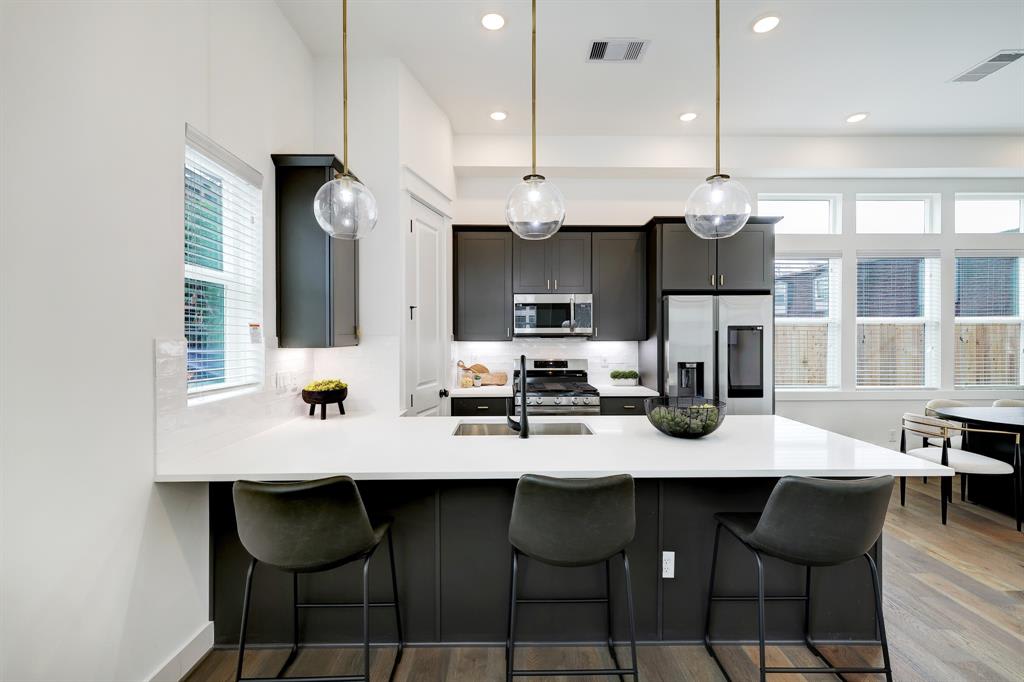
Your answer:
157,414 -> 948,648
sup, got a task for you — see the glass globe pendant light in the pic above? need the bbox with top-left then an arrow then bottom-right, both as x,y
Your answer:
313,0 -> 377,240
684,0 -> 751,240
505,0 -> 565,240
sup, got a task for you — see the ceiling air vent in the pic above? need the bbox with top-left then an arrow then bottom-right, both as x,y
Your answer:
950,50 -> 1024,82
587,39 -> 648,63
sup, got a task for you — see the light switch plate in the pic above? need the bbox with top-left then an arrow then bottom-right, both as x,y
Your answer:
662,551 -> 675,579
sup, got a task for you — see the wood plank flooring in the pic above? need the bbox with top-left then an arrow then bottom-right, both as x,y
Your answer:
185,478 -> 1024,682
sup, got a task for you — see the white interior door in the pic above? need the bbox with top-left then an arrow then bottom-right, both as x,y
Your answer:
405,198 -> 445,415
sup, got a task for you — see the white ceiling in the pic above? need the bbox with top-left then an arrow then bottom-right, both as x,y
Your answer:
277,0 -> 1024,137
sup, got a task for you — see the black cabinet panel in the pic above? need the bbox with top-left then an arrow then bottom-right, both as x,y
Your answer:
717,223 -> 773,292
661,223 -> 716,291
552,232 -> 592,293
455,232 -> 513,341
512,237 -> 550,293
273,154 -> 358,348
593,232 -> 645,340
451,397 -> 508,416
600,396 -> 647,415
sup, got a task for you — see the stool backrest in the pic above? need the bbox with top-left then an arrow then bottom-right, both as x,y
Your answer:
924,398 -> 966,416
748,476 -> 893,566
232,476 -> 376,571
993,399 -> 1024,407
902,412 -> 959,441
509,474 -> 635,567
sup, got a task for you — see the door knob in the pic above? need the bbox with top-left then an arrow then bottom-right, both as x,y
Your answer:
439,388 -> 449,398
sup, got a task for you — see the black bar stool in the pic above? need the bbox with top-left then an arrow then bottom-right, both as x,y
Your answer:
506,473 -> 638,681
703,476 -> 894,682
232,476 -> 404,682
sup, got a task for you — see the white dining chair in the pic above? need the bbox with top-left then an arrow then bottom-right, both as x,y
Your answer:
899,413 -> 1021,532
993,399 -> 1024,407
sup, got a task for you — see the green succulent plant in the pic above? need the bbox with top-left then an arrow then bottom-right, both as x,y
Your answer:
610,370 -> 639,380
304,379 -> 348,392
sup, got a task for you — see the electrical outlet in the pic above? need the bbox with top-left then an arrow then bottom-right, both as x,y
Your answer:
662,551 -> 675,579
888,429 -> 897,443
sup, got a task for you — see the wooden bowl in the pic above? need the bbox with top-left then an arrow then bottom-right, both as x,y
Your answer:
301,387 -> 348,419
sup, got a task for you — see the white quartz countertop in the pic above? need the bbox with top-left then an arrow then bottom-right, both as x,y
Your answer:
155,414 -> 950,482
447,384 -> 659,398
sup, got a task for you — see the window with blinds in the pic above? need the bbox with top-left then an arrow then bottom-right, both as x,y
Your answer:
954,254 -> 1024,388
774,257 -> 841,388
856,255 -> 941,388
184,125 -> 264,395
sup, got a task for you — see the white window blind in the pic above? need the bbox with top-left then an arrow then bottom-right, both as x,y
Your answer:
856,255 -> 941,388
954,253 -> 1024,388
184,125 -> 264,394
955,194 -> 1023,234
856,195 -> 939,234
774,257 -> 841,388
758,195 -> 840,234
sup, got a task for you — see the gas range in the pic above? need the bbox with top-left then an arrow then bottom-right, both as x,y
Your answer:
513,359 -> 601,415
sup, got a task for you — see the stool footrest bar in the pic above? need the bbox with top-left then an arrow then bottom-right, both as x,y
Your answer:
296,601 -> 396,609
515,597 -> 608,604
710,595 -> 808,602
511,668 -> 636,677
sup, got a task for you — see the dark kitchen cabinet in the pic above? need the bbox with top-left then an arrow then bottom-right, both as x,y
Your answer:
451,397 -> 508,416
592,232 -> 646,340
659,219 -> 775,293
716,222 -> 773,292
513,233 -> 591,293
455,231 -> 513,341
661,223 -> 716,291
600,397 -> 646,415
273,154 -> 358,348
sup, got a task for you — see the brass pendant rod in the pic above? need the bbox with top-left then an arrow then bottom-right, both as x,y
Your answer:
531,0 -> 537,177
342,0 -> 349,176
714,0 -> 721,176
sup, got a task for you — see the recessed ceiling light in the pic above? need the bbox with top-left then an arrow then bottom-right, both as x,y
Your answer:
490,111 -> 507,121
679,112 -> 698,122
481,13 -> 505,31
846,112 -> 869,123
752,15 -> 780,33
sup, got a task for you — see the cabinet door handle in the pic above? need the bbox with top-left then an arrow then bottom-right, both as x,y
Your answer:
507,327 -> 511,338
554,279 -> 558,290
719,274 -> 724,286
710,274 -> 715,287
477,405 -> 490,411
547,279 -> 550,290
623,404 -> 637,410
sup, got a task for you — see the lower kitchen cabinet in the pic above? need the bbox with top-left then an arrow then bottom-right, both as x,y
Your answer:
451,397 -> 509,416
600,397 -> 647,415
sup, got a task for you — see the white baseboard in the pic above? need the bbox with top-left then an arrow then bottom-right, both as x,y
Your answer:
148,621 -> 214,682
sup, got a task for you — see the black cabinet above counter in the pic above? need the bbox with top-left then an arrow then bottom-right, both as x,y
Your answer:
654,217 -> 778,294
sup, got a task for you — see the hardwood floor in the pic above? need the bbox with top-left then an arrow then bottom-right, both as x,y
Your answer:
185,478 -> 1023,682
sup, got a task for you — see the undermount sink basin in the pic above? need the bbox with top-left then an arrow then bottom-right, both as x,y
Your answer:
453,421 -> 594,436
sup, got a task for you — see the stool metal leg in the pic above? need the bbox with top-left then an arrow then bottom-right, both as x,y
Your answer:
702,523 -> 726,678
899,477 -> 906,506
621,551 -> 639,680
754,551 -> 766,682
604,558 -> 624,681
235,558 -> 257,682
505,550 -> 519,682
865,553 -> 893,681
386,527 -> 404,679
362,555 -> 371,682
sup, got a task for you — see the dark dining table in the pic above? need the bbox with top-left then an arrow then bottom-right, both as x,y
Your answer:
930,406 -> 1023,517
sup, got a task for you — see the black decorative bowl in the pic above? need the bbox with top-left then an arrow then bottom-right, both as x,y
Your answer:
301,387 -> 348,419
644,396 -> 726,439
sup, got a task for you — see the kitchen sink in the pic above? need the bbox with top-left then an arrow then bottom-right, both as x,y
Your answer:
453,421 -> 594,436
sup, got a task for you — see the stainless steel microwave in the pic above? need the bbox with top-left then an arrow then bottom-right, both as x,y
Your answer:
513,293 -> 593,336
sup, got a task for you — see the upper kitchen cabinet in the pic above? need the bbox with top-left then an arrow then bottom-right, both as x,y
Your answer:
592,231 -> 646,340
660,223 -> 716,291
513,232 -> 592,293
657,218 -> 777,293
716,222 -> 774,292
455,230 -> 513,341
273,154 -> 358,348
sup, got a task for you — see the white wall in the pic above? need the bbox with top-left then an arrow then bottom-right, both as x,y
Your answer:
0,1 -> 316,679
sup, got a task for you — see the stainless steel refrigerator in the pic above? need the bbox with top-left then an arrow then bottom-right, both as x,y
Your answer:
663,295 -> 774,415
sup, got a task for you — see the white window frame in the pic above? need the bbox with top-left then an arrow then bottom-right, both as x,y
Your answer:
184,125 -> 265,401
954,193 -> 1024,234
855,193 -> 941,234
774,255 -> 842,391
757,193 -> 842,234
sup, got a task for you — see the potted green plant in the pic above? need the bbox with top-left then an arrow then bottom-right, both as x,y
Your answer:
610,370 -> 640,387
301,379 -> 348,420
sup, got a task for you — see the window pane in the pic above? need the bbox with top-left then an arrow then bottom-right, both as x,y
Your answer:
856,199 -> 928,234
857,323 -> 926,386
774,257 -> 840,388
858,258 -> 923,316
758,199 -> 833,234
955,323 -> 1021,387
776,324 -> 832,387
955,198 -> 1022,234
185,278 -> 226,389
955,257 -> 1019,316
776,259 -> 831,317
185,166 -> 224,270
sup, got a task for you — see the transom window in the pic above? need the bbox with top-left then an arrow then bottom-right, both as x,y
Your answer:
758,195 -> 841,234
774,257 -> 841,389
184,125 -> 264,395
856,194 -> 940,234
955,194 -> 1024,234
954,254 -> 1024,388
856,255 -> 941,388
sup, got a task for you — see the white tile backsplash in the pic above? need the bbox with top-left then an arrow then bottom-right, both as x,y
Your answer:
450,339 -> 638,385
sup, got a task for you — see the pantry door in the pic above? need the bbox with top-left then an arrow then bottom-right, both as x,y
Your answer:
405,197 -> 446,415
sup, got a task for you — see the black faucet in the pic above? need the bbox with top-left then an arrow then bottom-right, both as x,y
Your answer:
507,354 -> 529,439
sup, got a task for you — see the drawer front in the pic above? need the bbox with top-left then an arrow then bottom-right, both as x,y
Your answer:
451,397 -> 508,416
600,397 -> 647,416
